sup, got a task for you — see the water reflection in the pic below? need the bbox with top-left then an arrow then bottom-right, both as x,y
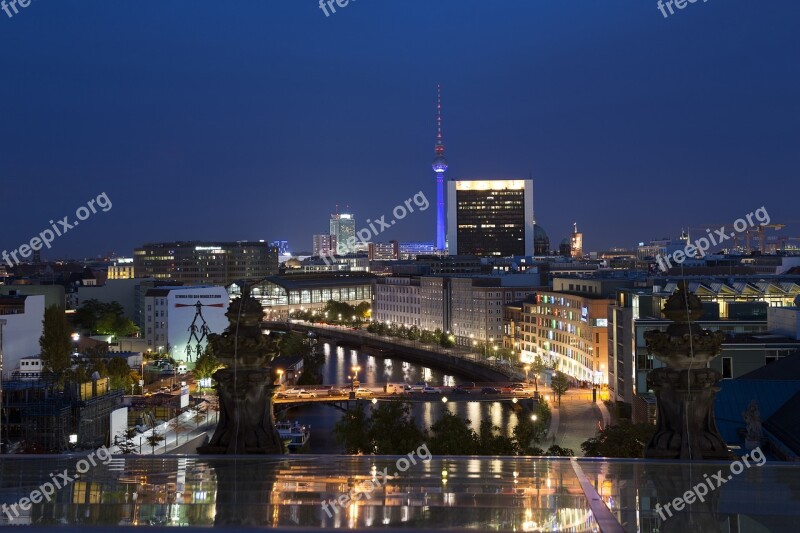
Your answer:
283,343 -> 521,452
1,456 -> 797,530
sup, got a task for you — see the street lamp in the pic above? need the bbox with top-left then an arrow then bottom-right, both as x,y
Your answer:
276,369 -> 284,385
523,365 -> 531,383
351,365 -> 361,390
531,414 -> 537,422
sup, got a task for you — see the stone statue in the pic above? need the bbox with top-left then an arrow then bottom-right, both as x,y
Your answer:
198,285 -> 284,454
644,282 -> 731,460
742,400 -> 763,450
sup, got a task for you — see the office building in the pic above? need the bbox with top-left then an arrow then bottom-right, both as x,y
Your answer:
375,273 -> 540,346
447,179 -> 534,257
608,277 -> 800,421
398,242 -> 437,260
107,258 -> 135,280
312,234 -> 336,257
133,241 -> 278,285
144,285 -> 229,361
368,241 -> 399,261
330,213 -> 356,254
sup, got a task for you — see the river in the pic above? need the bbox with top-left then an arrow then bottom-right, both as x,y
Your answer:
278,342 -> 524,453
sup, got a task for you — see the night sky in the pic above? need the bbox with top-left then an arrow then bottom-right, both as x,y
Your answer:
1,0 -> 798,259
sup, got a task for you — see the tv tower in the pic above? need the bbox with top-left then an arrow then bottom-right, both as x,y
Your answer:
432,84 -> 448,252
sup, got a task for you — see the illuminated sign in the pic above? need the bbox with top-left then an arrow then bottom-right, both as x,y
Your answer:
455,180 -> 526,191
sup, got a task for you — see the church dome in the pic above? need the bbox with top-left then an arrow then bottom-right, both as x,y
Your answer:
533,224 -> 550,255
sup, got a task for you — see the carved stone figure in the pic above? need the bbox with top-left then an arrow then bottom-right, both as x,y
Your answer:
742,399 -> 763,450
644,282 -> 731,460
198,286 -> 284,454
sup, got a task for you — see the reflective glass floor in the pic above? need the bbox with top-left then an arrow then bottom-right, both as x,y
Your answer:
0,455 -> 798,531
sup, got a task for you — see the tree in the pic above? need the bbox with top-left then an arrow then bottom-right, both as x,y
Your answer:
115,429 -> 139,454
367,402 -> 426,454
194,345 -> 223,380
427,412 -> 479,455
73,299 -> 139,337
550,371 -> 570,406
333,407 -> 371,454
39,305 -> 72,375
145,431 -> 165,455
477,420 -> 517,455
580,420 -> 655,458
531,355 -> 546,392
545,444 -> 575,457
107,357 -> 136,391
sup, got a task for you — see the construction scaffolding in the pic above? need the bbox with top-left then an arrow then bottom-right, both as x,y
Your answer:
1,377 -> 123,452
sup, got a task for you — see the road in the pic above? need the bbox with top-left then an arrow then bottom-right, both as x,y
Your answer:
551,389 -> 604,455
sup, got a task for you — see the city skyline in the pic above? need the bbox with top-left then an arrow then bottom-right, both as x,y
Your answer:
2,1 -> 799,260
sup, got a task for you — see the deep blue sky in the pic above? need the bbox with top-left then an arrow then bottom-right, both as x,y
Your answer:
1,0 -> 798,258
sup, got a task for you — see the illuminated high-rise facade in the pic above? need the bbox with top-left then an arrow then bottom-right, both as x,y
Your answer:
330,212 -> 356,254
447,179 -> 534,257
432,85 -> 448,252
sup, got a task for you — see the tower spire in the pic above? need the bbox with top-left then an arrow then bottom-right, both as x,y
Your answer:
435,84 -> 445,156
432,84 -> 449,252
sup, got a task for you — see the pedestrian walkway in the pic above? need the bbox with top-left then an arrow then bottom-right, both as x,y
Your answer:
551,389 -> 603,455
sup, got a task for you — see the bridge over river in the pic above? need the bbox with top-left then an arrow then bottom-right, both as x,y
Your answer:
264,321 -> 522,383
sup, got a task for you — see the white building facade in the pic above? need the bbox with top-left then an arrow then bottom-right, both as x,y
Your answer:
144,286 -> 229,363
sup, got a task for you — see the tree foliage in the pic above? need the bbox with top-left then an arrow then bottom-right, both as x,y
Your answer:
194,345 -> 224,380
427,412 -> 480,455
580,420 -> 655,458
333,407 -> 371,454
39,305 -> 72,375
550,371 -> 570,405
73,299 -> 139,337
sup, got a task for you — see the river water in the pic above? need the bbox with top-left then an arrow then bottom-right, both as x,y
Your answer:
279,342 -> 523,453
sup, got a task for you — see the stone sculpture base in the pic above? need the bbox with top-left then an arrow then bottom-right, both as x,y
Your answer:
198,368 -> 284,454
645,367 -> 731,460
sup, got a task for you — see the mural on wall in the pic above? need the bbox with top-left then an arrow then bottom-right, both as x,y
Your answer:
177,300 -> 224,362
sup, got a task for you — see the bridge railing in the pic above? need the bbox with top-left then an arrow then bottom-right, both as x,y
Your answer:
270,320 -> 524,379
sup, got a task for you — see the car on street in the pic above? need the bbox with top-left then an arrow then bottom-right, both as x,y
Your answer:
327,387 -> 345,396
481,387 -> 501,395
353,387 -> 373,398
422,386 -> 440,394
450,387 -> 470,395
278,389 -> 316,399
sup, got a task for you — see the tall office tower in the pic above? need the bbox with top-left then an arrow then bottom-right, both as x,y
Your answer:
133,241 -> 278,285
432,85 -> 448,252
570,223 -> 584,258
447,179 -> 534,257
330,212 -> 356,254
312,234 -> 336,257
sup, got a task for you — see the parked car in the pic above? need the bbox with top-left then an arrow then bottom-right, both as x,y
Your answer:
422,386 -> 440,394
481,387 -> 501,395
